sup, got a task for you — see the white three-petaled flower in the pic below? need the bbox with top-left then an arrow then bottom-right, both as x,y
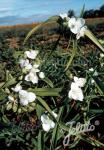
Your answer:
68,82 -> 84,101
68,17 -> 87,39
25,50 -> 39,59
25,72 -> 38,84
41,112 -> 57,132
19,59 -> 32,71
25,64 -> 40,84
68,76 -> 86,101
19,90 -> 36,106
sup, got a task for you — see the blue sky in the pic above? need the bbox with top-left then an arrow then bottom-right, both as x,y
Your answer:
0,0 -> 104,25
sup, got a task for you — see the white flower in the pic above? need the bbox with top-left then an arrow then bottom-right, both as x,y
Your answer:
25,72 -> 38,84
41,112 -> 57,132
31,64 -> 40,73
11,84 -> 22,92
100,53 -> 104,58
74,76 -> 86,87
68,17 -> 86,39
19,59 -> 29,68
68,82 -> 84,101
25,50 -> 39,59
8,95 -> 15,102
60,13 -> 68,19
19,59 -> 32,71
39,72 -> 45,79
76,26 -> 87,39
19,90 -> 36,106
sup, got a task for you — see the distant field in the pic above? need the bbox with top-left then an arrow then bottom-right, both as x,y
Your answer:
86,17 -> 104,25
0,17 -> 104,30
0,23 -> 39,30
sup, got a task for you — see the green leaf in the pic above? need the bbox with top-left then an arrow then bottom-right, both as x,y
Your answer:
85,29 -> 104,53
89,109 -> 104,113
23,15 -> 60,44
38,131 -> 42,150
36,96 -> 54,117
3,71 -> 16,88
65,40 -> 77,71
42,77 -> 54,88
28,88 -> 62,96
80,4 -> 85,17
93,76 -> 104,95
0,89 -> 7,101
80,133 -> 104,148
36,104 -> 45,118
50,107 -> 64,150
0,82 -> 5,88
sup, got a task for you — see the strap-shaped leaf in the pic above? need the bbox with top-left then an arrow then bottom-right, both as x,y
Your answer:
85,29 -> 104,53
42,77 -> 54,88
93,76 -> 104,95
28,88 -> 62,96
23,16 -> 60,44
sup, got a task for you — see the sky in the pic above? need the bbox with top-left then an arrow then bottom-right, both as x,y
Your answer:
0,0 -> 104,25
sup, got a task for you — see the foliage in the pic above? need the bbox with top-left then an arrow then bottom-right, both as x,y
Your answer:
0,13 -> 104,150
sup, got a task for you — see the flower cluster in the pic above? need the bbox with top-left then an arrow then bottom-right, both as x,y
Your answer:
60,13 -> 87,39
19,50 -> 45,84
68,76 -> 86,101
7,50 -> 45,106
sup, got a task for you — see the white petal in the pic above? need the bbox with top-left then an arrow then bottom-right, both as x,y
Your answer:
25,74 -> 30,82
25,64 -> 32,70
41,114 -> 49,124
11,84 -> 22,92
19,59 -> 29,68
27,92 -> 36,103
70,82 -> 78,90
74,76 -> 79,82
42,123 -> 51,132
20,99 -> 29,106
31,64 -> 40,73
39,72 -> 45,79
19,90 -> 28,100
76,18 -> 85,29
19,90 -> 36,104
31,74 -> 38,84
77,78 -> 86,87
76,26 -> 87,39
50,121 -> 55,128
68,17 -> 76,28
68,87 -> 84,101
25,50 -> 39,59
25,72 -> 38,84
